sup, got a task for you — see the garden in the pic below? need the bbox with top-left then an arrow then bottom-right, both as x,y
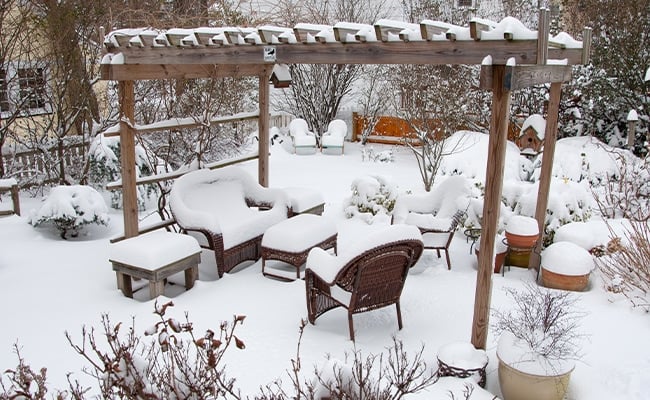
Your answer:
0,131 -> 648,399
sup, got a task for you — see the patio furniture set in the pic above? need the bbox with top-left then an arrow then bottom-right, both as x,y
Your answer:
108,166 -> 469,340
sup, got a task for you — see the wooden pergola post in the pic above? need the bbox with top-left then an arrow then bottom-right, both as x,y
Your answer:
118,81 -> 138,239
471,65 -> 512,350
529,81 -> 562,270
258,67 -> 271,187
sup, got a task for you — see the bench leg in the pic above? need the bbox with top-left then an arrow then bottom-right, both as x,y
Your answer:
149,280 -> 165,299
116,272 -> 133,298
184,265 -> 198,290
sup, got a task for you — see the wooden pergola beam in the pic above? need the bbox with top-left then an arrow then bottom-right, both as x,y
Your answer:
104,41 -> 584,72
479,64 -> 572,91
100,64 -> 267,81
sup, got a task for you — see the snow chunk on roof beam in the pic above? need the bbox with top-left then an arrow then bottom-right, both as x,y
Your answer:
333,22 -> 376,43
480,17 -> 537,41
294,23 -> 332,43
549,32 -> 583,49
374,20 -> 422,42
420,20 -> 471,41
258,26 -> 295,44
469,18 -> 497,40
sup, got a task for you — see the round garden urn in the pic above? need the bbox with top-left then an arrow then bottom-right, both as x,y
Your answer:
540,241 -> 595,292
497,332 -> 574,400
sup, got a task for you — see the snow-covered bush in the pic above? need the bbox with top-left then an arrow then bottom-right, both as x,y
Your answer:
29,185 -> 109,239
506,178 -> 593,247
344,175 -> 398,223
88,133 -> 157,210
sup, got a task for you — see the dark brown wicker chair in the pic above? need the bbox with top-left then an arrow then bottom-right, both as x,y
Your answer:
413,210 -> 466,270
170,167 -> 290,278
305,225 -> 424,341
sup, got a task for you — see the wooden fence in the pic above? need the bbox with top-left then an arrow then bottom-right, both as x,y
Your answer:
352,112 -> 522,145
1,142 -> 88,188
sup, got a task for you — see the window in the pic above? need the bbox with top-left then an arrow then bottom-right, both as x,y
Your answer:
0,68 -> 9,112
456,0 -> 476,8
0,63 -> 51,117
17,67 -> 47,110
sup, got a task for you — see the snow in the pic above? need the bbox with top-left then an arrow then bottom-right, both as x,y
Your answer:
0,178 -> 17,187
261,214 -> 336,252
437,341 -> 489,371
497,331 -> 575,376
1,138 -> 649,400
306,224 -> 422,284
505,215 -> 539,236
109,231 -> 200,270
551,31 -> 583,49
541,241 -> 595,275
554,219 -> 631,250
480,17 -> 538,41
627,109 -> 639,121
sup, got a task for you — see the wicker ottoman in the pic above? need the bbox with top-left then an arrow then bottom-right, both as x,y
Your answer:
261,214 -> 337,281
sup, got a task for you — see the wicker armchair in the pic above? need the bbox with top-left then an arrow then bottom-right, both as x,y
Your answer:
404,209 -> 465,270
170,167 -> 290,278
305,225 -> 423,341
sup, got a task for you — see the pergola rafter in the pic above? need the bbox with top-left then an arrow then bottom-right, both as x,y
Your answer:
100,9 -> 592,350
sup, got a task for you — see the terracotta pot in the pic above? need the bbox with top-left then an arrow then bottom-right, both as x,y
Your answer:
541,267 -> 590,292
497,355 -> 573,400
475,248 -> 507,274
504,231 -> 539,249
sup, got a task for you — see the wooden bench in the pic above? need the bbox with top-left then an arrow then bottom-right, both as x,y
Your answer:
109,231 -> 201,299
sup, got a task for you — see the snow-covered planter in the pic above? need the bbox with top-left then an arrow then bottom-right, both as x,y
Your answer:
541,241 -> 595,292
492,283 -> 585,400
437,341 -> 489,388
29,185 -> 109,239
504,215 -> 539,246
504,215 -> 540,268
344,175 -> 398,223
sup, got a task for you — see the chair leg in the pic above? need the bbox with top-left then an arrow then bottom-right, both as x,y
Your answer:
445,250 -> 451,270
436,249 -> 441,258
396,302 -> 403,330
348,313 -> 355,341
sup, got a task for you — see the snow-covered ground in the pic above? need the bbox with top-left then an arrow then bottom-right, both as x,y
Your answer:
0,136 -> 648,399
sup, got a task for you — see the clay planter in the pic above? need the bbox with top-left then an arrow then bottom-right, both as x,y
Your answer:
541,268 -> 590,291
475,248 -> 507,274
504,231 -> 539,249
540,241 -> 595,292
497,354 -> 573,400
504,216 -> 540,268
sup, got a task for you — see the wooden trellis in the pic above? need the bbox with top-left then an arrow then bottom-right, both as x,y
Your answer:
100,9 -> 592,350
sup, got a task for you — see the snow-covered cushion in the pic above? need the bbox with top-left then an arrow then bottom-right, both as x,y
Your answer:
170,167 -> 290,250
306,224 -> 422,284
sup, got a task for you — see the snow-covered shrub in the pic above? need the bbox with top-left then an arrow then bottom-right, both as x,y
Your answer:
29,185 -> 109,239
361,146 -> 394,163
344,175 -> 398,223
88,133 -> 157,210
511,178 -> 593,247
590,153 -> 650,222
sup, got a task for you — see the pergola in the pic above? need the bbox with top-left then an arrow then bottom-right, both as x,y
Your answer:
100,10 -> 591,350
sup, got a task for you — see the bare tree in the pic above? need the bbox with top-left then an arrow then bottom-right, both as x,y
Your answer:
274,0 -> 388,142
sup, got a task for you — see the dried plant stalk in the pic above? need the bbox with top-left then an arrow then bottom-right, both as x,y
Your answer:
597,221 -> 650,311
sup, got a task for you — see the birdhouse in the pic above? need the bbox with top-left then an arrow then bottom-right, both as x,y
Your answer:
516,114 -> 545,155
270,64 -> 292,88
